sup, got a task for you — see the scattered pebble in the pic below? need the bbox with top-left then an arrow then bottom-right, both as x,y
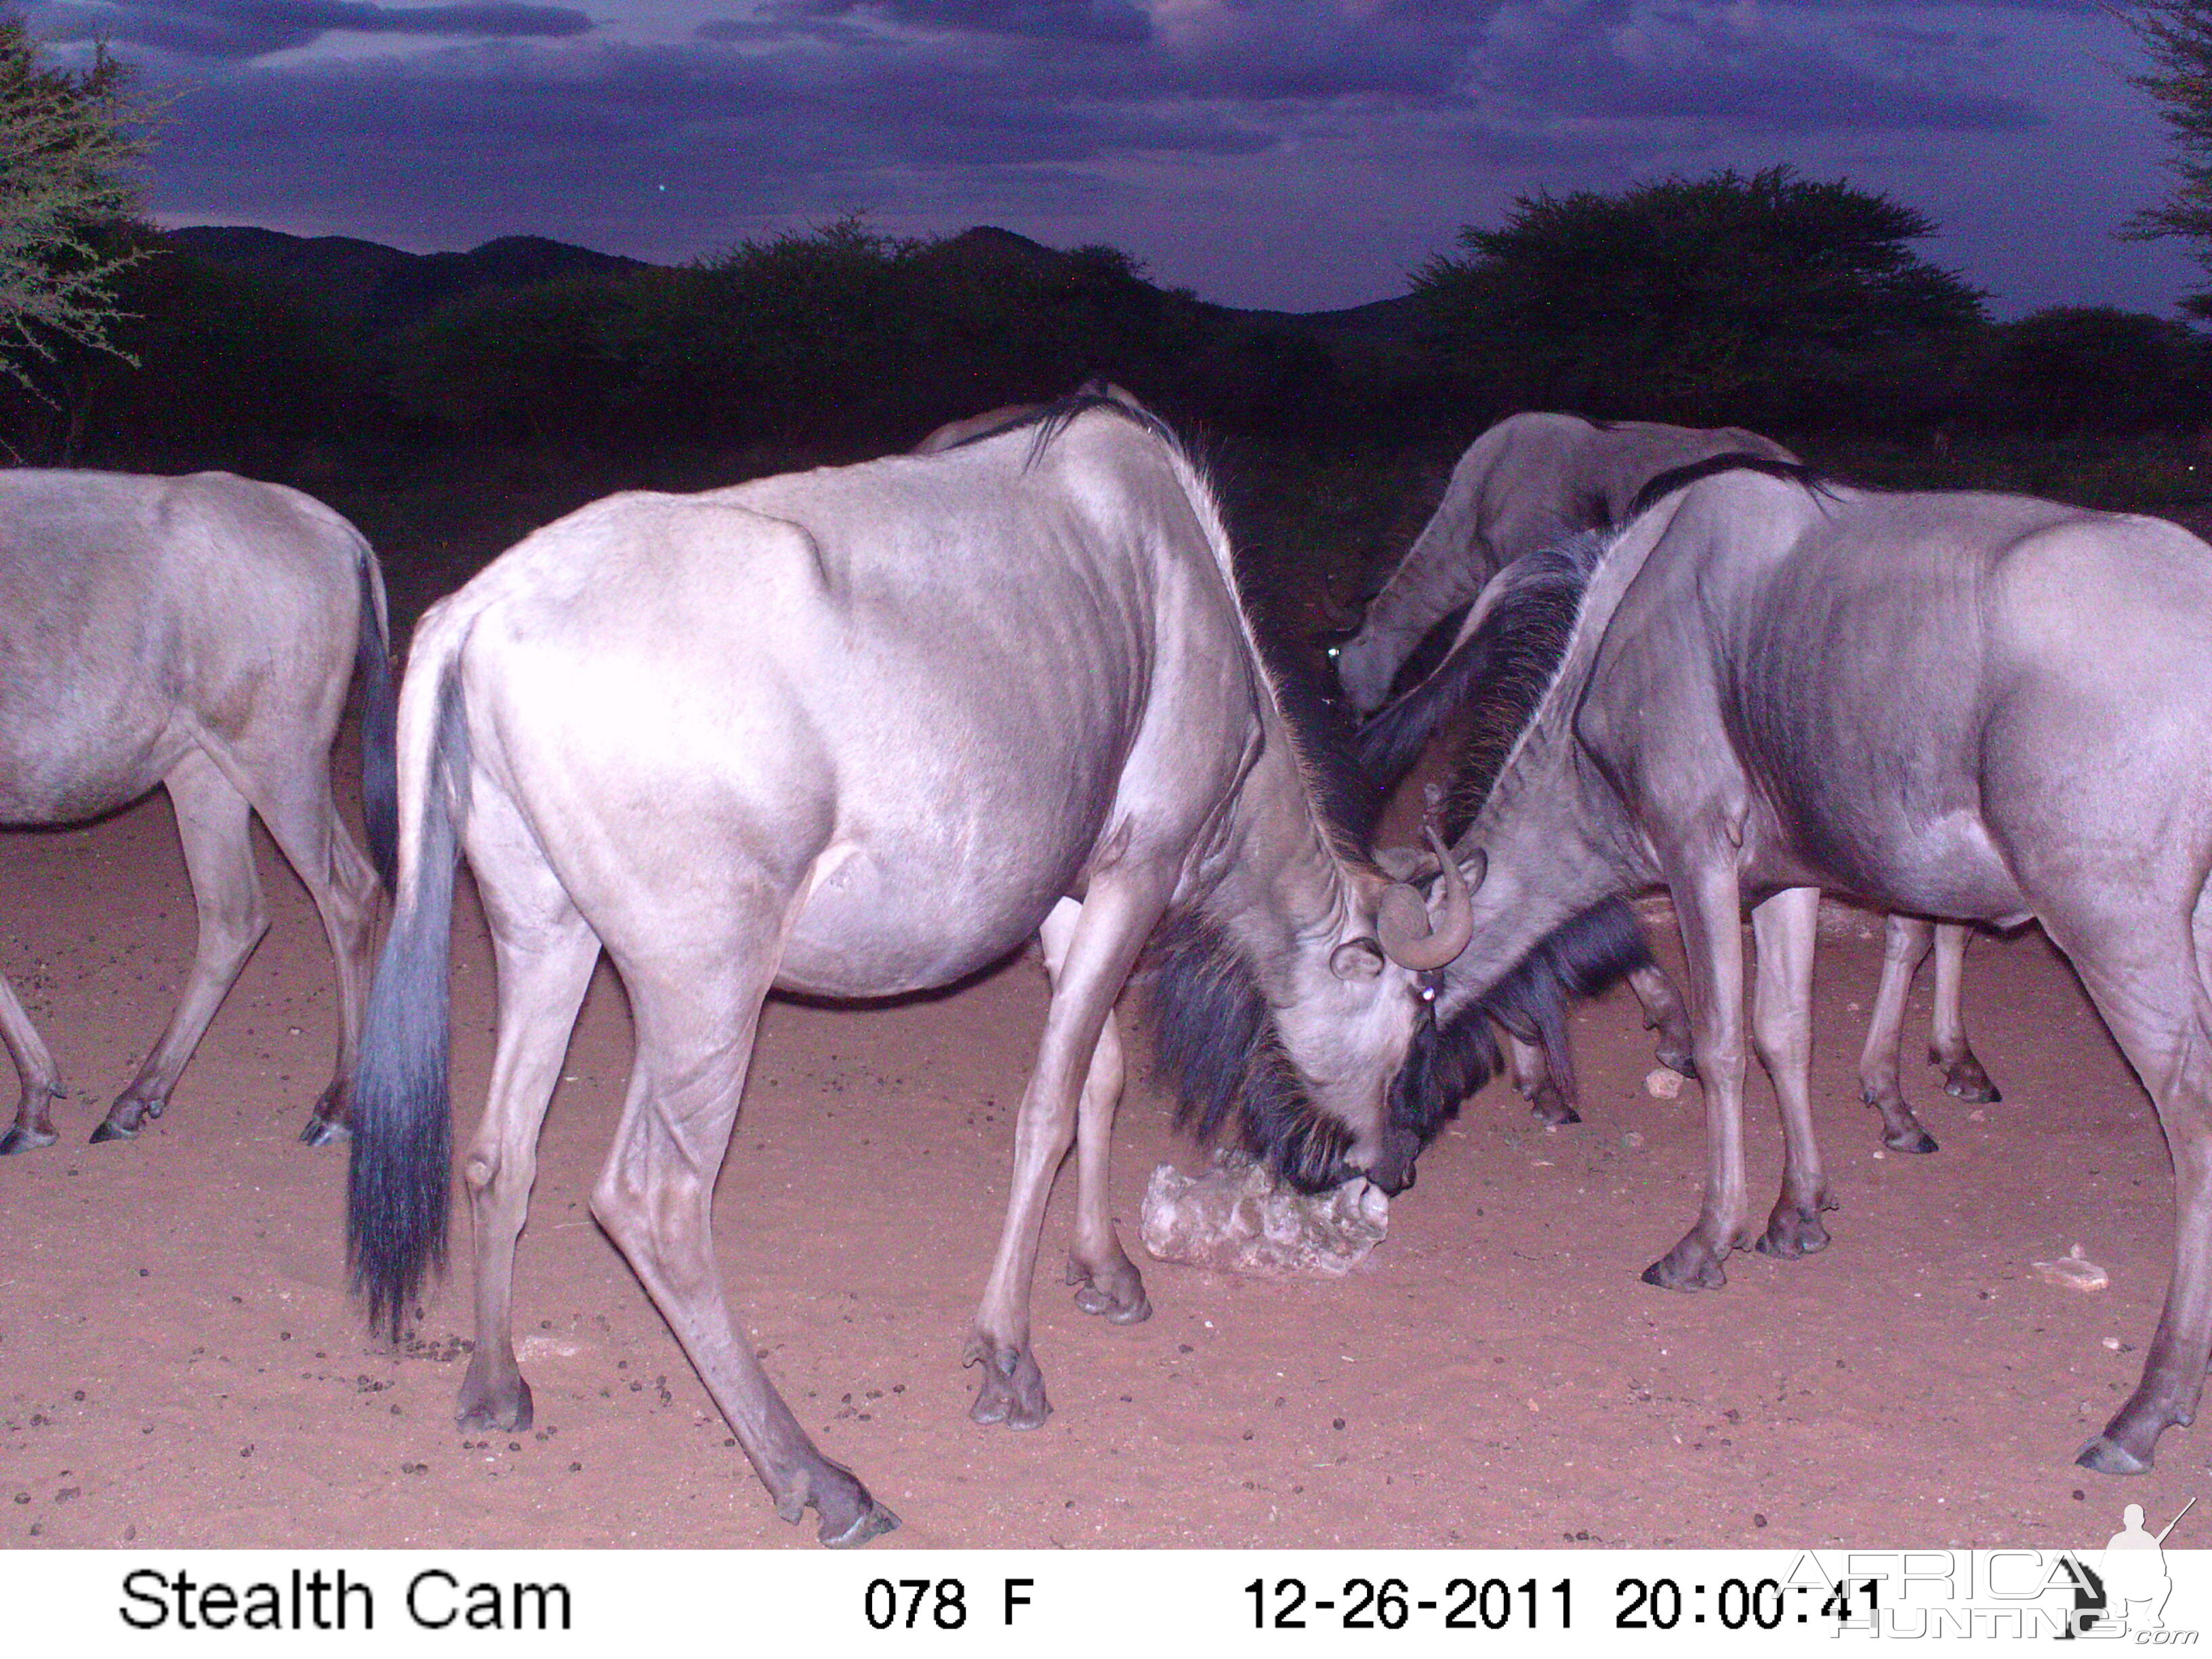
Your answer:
1643,1069 -> 1684,1100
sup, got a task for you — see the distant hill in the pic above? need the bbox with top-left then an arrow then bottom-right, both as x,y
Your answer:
162,222 -> 1429,352
163,227 -> 655,329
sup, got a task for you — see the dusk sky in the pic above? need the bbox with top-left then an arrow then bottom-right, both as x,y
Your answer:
19,0 -> 2203,319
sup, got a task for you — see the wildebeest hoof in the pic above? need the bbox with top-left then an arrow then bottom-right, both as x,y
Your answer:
0,1122 -> 58,1154
1755,1208 -> 1831,1259
964,1339 -> 1051,1429
1641,1236 -> 1728,1291
821,1498 -> 901,1549
1942,1061 -> 2000,1104
1526,1083 -> 1579,1126
2074,1433 -> 2152,1476
298,1114 -> 351,1147
775,1462 -> 901,1547
1067,1252 -> 1151,1324
1888,1126 -> 1938,1154
92,1097 -> 163,1142
455,1355 -> 533,1432
1657,1046 -> 1697,1080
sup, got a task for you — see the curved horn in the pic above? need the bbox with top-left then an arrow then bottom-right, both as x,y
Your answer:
1376,830 -> 1479,972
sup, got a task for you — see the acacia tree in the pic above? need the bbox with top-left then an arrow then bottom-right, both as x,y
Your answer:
1413,167 -> 1985,425
2122,1 -> 2212,315
0,17 -> 155,388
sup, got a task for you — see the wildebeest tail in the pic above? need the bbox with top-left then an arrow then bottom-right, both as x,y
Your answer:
352,546 -> 399,890
347,628 -> 470,1342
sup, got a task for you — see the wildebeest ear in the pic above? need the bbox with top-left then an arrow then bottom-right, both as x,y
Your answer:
1330,938 -> 1387,980
1374,844 -> 1441,884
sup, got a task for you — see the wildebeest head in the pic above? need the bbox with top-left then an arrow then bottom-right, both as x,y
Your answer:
1145,842 -> 1475,1196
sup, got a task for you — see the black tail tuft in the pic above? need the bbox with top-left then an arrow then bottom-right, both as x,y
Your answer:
353,555 -> 399,891
346,676 -> 464,1341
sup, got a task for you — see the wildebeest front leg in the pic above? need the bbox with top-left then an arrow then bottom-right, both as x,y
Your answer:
591,947 -> 897,1547
457,825 -> 600,1434
1504,1030 -> 1576,1124
970,880 -> 1166,1429
1750,887 -> 1835,1258
1627,963 -> 1696,1078
1642,861 -> 1751,1291
1930,922 -> 1999,1103
1042,901 -> 1150,1324
0,970 -> 64,1153
94,754 -> 270,1143
1856,916 -> 1941,1153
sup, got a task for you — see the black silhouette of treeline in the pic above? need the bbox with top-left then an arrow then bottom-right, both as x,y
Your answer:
7,214 -> 2206,479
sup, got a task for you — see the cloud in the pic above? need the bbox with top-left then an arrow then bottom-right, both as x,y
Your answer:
1475,1 -> 2036,134
108,0 -> 2075,307
793,0 -> 1153,45
28,0 -> 591,61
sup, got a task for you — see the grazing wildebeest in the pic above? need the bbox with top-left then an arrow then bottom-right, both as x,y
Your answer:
346,391 -> 1473,1546
1347,414 -> 1997,1151
0,470 -> 396,1153
1385,455 -> 2212,1475
1332,412 -> 1799,718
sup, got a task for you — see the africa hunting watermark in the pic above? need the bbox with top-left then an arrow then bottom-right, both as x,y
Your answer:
1788,1498 -> 2198,1641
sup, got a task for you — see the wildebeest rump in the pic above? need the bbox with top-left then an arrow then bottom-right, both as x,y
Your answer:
1332,411 -> 1799,718
0,470 -> 395,1152
1350,417 -> 1998,1151
345,392 -> 1467,1546
1399,460 -> 2212,1476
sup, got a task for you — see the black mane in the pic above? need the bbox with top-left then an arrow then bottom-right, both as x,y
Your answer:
1624,451 -> 1830,521
1354,529 -> 1608,835
1387,899 -> 1652,1150
1143,912 -> 1362,1193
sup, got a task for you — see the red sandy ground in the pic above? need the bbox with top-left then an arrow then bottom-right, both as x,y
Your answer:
0,775 -> 2203,1553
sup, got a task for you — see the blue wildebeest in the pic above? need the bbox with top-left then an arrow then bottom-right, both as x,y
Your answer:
1379,455 -> 2212,1475
1347,413 -> 1997,1152
345,390 -> 1474,1546
0,470 -> 396,1153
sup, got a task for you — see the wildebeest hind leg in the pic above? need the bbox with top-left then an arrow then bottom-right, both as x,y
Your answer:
94,754 -> 269,1143
0,971 -> 64,1153
1641,862 -> 1751,1291
457,830 -> 600,1433
245,760 -> 384,1145
592,947 -> 896,1547
1857,916 -> 1940,1153
1039,901 -> 1150,1324
1930,922 -> 1999,1103
970,879 -> 1168,1427
2044,908 -> 2212,1476
1750,887 -> 1835,1258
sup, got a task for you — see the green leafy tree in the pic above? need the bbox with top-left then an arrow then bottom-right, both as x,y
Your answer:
1413,167 -> 1986,425
0,17 -> 157,388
